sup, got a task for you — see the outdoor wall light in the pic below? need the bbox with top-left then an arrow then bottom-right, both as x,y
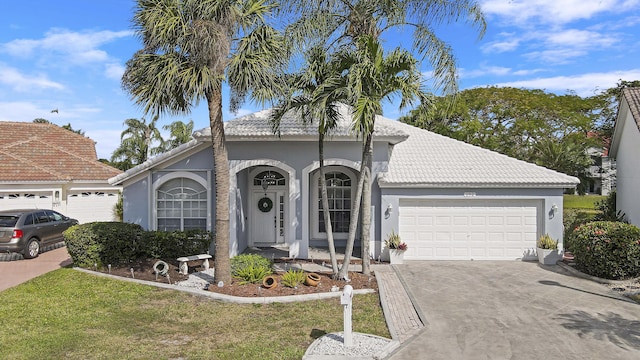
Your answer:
549,204 -> 559,219
385,203 -> 393,219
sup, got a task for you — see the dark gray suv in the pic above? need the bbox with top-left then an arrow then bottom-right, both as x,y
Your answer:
0,209 -> 78,259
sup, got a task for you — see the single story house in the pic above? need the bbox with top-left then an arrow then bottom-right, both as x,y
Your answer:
109,105 -> 578,261
0,122 -> 122,223
610,87 -> 640,226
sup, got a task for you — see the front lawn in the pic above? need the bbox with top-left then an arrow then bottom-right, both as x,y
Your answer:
563,194 -> 604,210
0,269 -> 389,359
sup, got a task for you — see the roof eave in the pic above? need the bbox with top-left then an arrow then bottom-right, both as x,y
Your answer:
377,180 -> 580,189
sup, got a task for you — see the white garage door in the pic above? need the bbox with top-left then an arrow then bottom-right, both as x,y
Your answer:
67,191 -> 119,223
399,199 -> 541,260
0,192 -> 52,211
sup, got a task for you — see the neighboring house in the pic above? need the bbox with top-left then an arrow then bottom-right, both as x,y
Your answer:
109,105 -> 578,261
0,122 -> 123,223
610,87 -> 640,226
585,133 -> 616,196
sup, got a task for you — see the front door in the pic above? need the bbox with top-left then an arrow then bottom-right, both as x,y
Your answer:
251,191 -> 278,245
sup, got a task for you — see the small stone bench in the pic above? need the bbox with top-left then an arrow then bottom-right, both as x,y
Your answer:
177,254 -> 212,275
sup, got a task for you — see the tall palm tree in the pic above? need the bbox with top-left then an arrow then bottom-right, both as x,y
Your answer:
338,37 -> 425,278
282,0 -> 485,276
110,117 -> 164,171
122,0 -> 286,284
270,45 -> 349,276
162,119 -> 195,151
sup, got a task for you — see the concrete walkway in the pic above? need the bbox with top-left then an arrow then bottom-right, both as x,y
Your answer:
0,247 -> 72,291
388,261 -> 640,360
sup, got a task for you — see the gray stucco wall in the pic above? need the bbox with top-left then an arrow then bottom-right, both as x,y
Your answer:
122,176 -> 150,229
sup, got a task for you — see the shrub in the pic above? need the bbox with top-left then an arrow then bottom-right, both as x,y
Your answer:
64,222 -> 144,267
571,221 -> 640,280
280,269 -> 306,288
593,191 -> 628,223
563,209 -> 593,252
142,230 -> 212,258
231,254 -> 273,284
384,231 -> 407,250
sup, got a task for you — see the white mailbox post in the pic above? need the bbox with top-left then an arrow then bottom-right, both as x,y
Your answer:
341,284 -> 354,347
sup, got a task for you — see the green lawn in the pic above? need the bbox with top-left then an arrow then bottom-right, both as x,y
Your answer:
0,269 -> 389,359
564,194 -> 604,212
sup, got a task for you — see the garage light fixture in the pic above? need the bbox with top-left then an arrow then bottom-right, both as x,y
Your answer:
385,203 -> 393,219
549,204 -> 558,219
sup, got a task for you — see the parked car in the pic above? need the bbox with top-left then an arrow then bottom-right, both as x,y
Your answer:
0,209 -> 78,259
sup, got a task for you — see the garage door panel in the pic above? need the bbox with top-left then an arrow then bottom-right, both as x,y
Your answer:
399,199 -> 540,261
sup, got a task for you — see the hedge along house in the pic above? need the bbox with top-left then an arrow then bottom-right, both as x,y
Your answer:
109,105 -> 578,261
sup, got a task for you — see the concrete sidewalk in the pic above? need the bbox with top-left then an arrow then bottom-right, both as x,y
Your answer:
0,247 -> 72,292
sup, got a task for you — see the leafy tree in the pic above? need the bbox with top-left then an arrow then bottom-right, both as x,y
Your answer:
33,118 -> 50,124
162,119 -> 195,150
282,0 -> 486,277
591,79 -> 640,138
33,118 -> 85,136
122,0 -> 286,284
110,117 -> 164,171
271,45 -> 349,277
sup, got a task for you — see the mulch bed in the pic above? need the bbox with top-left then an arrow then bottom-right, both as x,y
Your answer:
88,258 -> 378,297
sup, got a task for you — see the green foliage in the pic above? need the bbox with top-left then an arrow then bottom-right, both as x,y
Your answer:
280,269 -> 306,288
113,192 -> 123,221
570,221 -> 640,280
563,209 -> 594,252
537,234 -> 558,250
593,191 -> 628,223
231,254 -> 273,284
64,222 -> 144,268
384,230 -> 407,250
110,117 -> 164,171
64,222 -> 211,267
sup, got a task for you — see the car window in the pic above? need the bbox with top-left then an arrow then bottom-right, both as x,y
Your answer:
48,211 -> 63,222
0,216 -> 19,227
35,211 -> 50,224
23,214 -> 34,225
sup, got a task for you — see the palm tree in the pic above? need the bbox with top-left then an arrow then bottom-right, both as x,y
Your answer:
270,45 -> 349,277
282,0 -> 485,276
338,37 -> 425,278
162,119 -> 195,151
110,117 -> 163,171
122,0 -> 286,284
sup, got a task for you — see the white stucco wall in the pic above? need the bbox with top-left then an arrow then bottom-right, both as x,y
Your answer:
614,104 -> 640,227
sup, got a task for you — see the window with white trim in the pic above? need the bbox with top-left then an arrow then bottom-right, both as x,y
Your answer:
312,167 -> 355,239
157,178 -> 207,231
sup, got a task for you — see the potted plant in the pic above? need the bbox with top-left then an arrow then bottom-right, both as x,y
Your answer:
385,231 -> 408,265
537,234 -> 561,265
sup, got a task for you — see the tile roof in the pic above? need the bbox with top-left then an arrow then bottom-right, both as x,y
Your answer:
378,120 -> 579,187
0,122 -> 122,182
622,87 -> 640,131
194,103 -> 409,142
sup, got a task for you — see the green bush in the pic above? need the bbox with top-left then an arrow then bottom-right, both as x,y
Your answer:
142,230 -> 212,258
593,191 -> 628,222
563,209 -> 594,252
231,254 -> 272,283
64,222 -> 144,267
537,234 -> 558,250
571,221 -> 640,280
64,222 -> 212,267
281,269 -> 306,288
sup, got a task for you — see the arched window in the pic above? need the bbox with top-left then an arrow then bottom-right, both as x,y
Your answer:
312,167 -> 355,239
157,178 -> 207,231
253,170 -> 285,187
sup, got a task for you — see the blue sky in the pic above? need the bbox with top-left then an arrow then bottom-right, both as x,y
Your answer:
1,0 -> 639,159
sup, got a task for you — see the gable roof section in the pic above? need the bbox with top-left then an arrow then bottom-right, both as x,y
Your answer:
378,120 -> 579,188
0,122 -> 122,182
194,103 -> 409,143
610,87 -> 640,158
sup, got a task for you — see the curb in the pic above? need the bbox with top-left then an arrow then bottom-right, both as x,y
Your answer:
557,261 -> 640,285
73,267 -> 375,304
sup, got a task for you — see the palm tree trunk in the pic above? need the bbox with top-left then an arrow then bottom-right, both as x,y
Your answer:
360,140 -> 373,276
337,133 -> 371,280
319,133 -> 339,276
208,89 -> 231,284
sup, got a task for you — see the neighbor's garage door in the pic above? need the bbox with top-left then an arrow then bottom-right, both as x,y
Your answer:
399,199 -> 540,260
66,191 -> 119,223
0,192 -> 52,211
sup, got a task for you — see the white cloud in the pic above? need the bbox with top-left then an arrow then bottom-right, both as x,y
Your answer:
481,0 -> 640,25
492,69 -> 640,96
85,129 -> 123,159
482,32 -> 520,53
0,101 -> 57,122
460,65 -> 546,79
546,29 -> 618,48
523,48 -> 588,64
0,63 -> 64,91
105,63 -> 125,80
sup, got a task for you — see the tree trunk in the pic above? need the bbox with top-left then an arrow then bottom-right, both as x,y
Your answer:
360,139 -> 373,276
208,90 -> 231,284
338,133 -> 371,280
319,133 -> 339,276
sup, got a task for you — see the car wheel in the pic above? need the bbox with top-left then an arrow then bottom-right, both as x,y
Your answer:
24,238 -> 40,259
